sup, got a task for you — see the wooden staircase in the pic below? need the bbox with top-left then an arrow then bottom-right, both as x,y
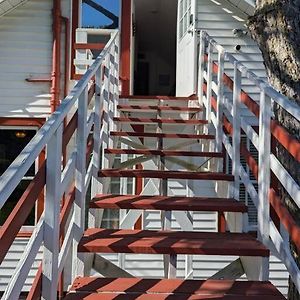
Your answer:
65,96 -> 285,299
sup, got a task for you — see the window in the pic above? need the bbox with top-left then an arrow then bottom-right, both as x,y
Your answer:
0,129 -> 37,226
179,0 -> 192,39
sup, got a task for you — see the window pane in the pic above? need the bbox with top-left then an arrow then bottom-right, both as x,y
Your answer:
0,180 -> 35,226
0,129 -> 36,176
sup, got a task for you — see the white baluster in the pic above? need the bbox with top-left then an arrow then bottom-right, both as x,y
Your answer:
257,90 -> 271,280
216,49 -> 225,152
42,124 -> 63,300
72,86 -> 88,279
231,62 -> 241,203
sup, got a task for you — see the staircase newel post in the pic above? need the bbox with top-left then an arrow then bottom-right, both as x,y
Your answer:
257,90 -> 271,280
72,86 -> 88,279
197,31 -> 205,106
42,124 -> 63,300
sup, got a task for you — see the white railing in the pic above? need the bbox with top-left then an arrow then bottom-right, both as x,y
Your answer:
0,30 -> 119,300
199,30 -> 300,289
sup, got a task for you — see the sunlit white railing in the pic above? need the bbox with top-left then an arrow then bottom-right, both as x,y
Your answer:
199,30 -> 300,289
0,30 -> 119,300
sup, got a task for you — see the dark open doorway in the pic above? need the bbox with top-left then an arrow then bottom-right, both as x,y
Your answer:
133,0 -> 178,96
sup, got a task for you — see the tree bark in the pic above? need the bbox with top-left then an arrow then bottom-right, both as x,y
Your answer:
248,1 -> 300,299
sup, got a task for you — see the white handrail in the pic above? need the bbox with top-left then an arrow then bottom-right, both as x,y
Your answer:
0,29 -> 119,300
0,30 -> 118,209
199,30 -> 300,288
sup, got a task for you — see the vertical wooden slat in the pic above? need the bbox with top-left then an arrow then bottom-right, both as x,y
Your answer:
216,50 -> 225,152
232,62 -> 241,203
42,124 -> 63,300
72,86 -> 88,279
257,90 -> 271,280
205,42 -> 213,123
197,31 -> 205,105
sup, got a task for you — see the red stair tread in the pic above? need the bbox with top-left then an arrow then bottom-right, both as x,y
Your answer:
98,169 -> 234,181
68,277 -> 284,298
110,132 -> 215,139
64,293 -> 285,300
91,194 -> 247,213
78,228 -> 269,256
117,104 -> 202,112
113,117 -> 208,124
104,149 -> 223,157
120,95 -> 198,101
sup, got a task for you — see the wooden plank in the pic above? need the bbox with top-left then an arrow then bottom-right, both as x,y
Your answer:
113,117 -> 208,124
74,43 -> 106,50
210,258 -> 244,280
98,169 -> 234,181
90,194 -> 247,212
68,277 -> 283,297
64,293 -> 285,300
78,229 -> 269,256
104,149 -> 223,157
117,105 -> 202,112
120,95 -> 198,100
110,131 -> 215,139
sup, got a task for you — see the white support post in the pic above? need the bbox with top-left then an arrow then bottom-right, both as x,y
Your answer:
231,62 -> 241,203
89,65 -> 104,229
205,42 -> 213,123
72,86 -> 88,279
42,124 -> 63,300
216,50 -> 225,152
257,90 -> 271,280
197,31 -> 205,106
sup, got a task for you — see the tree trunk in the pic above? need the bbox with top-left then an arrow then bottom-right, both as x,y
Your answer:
248,1 -> 300,299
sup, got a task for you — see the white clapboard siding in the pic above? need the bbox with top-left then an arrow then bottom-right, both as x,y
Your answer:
196,0 -> 267,104
0,0 -> 71,118
0,0 -> 29,17
0,238 -> 42,291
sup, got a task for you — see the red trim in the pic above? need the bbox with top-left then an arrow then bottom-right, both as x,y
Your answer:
71,0 -> 80,80
26,264 -> 42,300
51,0 -> 62,112
120,0 -> 131,95
0,117 -> 45,127
74,43 -> 106,50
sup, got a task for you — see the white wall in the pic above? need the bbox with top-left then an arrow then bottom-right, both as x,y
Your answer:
0,0 -> 71,118
176,32 -> 197,96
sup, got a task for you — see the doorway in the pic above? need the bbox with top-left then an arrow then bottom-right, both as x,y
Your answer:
133,0 -> 178,96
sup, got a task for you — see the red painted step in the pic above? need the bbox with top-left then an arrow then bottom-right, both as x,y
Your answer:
65,277 -> 285,300
105,149 -> 223,157
98,169 -> 234,181
117,104 -> 202,112
78,228 -> 269,256
90,194 -> 247,213
104,149 -> 223,157
120,95 -> 198,101
110,131 -> 215,140
113,117 -> 208,125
